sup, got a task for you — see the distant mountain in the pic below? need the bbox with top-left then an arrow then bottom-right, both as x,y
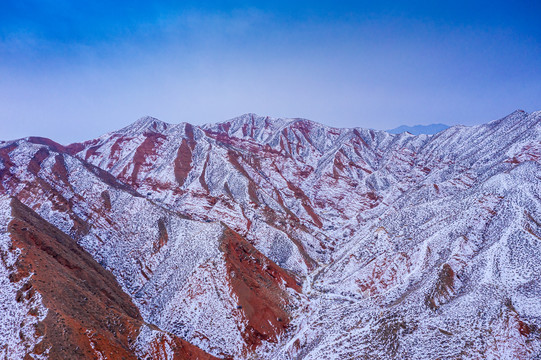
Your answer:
1,110 -> 540,359
388,123 -> 450,135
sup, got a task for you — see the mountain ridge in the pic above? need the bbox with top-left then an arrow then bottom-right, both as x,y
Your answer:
1,110 -> 530,146
387,123 -> 450,135
1,109 -> 540,359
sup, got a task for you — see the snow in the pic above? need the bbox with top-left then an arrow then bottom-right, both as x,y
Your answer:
0,195 -> 48,360
1,110 -> 540,358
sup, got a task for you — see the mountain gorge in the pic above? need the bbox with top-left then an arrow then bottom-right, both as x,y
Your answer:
1,110 -> 540,359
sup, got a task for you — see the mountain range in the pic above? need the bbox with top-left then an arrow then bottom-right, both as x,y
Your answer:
1,110 -> 540,359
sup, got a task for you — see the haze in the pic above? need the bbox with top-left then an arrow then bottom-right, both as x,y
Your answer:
1,1 -> 540,144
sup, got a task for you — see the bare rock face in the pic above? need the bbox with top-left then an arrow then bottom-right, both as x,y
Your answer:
1,110 -> 541,359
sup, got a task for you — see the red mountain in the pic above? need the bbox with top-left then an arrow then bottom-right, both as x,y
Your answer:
1,110 -> 540,359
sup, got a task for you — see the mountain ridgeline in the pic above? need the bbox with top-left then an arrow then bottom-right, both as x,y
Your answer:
1,110 -> 540,359
387,123 -> 450,135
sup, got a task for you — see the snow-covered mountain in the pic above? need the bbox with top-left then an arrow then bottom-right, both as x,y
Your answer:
388,123 -> 450,135
1,110 -> 540,359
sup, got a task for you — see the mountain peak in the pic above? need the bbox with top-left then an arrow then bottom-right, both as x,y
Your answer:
118,116 -> 172,136
387,123 -> 450,135
202,113 -> 294,140
487,109 -> 529,126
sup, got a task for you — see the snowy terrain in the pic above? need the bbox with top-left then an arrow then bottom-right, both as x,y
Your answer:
0,110 -> 540,359
387,123 -> 450,135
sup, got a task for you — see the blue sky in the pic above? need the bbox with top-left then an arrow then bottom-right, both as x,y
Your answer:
1,1 -> 540,143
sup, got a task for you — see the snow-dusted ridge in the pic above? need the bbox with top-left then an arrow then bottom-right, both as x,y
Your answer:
0,109 -> 540,359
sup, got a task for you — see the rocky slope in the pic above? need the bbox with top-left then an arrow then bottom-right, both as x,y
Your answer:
1,110 -> 540,359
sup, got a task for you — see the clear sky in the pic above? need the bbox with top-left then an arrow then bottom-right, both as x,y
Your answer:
1,0 -> 540,144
